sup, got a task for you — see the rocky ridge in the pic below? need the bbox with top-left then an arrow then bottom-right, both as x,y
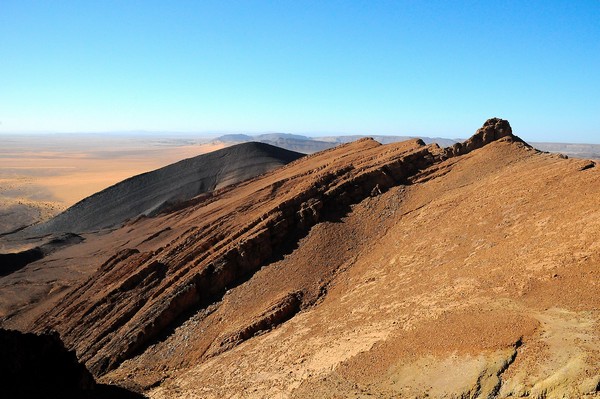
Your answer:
33,119 -> 522,375
34,137 -> 441,375
3,118 -> 598,398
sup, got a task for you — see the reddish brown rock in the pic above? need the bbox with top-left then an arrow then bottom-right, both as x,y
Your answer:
446,117 -> 520,157
2,118 -> 598,398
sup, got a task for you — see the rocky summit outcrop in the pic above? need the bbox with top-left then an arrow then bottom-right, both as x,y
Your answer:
3,118 -> 599,398
446,117 -> 520,157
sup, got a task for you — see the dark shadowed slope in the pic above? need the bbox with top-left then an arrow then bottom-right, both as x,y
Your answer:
0,328 -> 146,399
27,142 -> 303,234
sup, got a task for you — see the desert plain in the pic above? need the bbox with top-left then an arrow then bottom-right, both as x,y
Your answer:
0,133 -> 225,235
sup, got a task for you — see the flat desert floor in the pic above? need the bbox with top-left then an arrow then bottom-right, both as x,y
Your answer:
0,134 -> 225,234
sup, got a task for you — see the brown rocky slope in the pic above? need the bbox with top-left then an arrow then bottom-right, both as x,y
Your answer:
2,118 -> 598,398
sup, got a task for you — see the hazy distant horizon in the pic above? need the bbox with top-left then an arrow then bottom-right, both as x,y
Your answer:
2,129 -> 600,146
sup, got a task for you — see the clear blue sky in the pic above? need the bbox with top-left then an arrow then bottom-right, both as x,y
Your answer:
1,1 -> 599,142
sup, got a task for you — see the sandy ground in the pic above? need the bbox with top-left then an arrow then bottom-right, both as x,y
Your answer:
0,134 -> 226,233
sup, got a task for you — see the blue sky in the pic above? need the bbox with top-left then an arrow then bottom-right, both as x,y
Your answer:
1,1 -> 599,143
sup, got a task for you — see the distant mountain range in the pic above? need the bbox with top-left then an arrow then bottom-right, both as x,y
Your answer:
213,133 -> 459,154
532,142 -> 600,159
214,133 -> 600,159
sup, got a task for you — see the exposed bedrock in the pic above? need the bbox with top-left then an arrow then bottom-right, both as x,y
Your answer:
206,291 -> 304,357
34,119 -> 517,376
446,117 -> 521,157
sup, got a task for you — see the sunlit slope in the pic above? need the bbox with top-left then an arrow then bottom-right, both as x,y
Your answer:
6,119 -> 598,398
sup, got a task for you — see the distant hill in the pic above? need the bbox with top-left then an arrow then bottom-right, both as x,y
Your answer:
318,135 -> 460,147
534,142 -> 600,159
215,134 -> 254,142
214,133 -> 333,153
213,133 -> 459,154
27,142 -> 304,234
214,133 -> 600,159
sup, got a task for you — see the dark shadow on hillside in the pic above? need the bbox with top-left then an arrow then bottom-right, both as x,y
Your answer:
0,328 -> 147,399
0,233 -> 83,276
0,247 -> 43,276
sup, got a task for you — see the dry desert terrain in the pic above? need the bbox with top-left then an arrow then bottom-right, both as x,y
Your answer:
0,134 -> 225,234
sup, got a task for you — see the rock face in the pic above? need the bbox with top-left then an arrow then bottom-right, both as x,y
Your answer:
446,117 -> 518,156
3,118 -> 599,398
